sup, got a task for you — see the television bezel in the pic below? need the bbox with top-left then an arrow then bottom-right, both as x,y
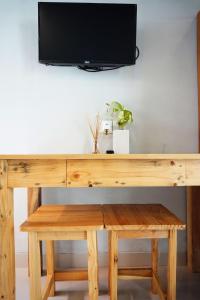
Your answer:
38,2 -> 137,67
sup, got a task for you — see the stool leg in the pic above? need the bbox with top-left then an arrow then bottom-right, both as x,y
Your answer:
167,230 -> 177,300
108,231 -> 111,292
29,232 -> 42,300
151,239 -> 158,294
87,231 -> 98,300
46,240 -> 55,296
109,231 -> 118,300
28,188 -> 42,277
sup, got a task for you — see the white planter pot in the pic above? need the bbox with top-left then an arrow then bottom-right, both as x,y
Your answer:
113,129 -> 130,154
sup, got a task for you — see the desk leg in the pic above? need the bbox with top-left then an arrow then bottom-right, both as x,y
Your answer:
28,188 -> 41,217
0,160 -> 15,299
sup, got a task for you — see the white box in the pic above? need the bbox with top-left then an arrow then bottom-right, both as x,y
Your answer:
113,129 -> 129,154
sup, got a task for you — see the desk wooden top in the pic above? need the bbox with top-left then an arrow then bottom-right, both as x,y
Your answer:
0,153 -> 200,160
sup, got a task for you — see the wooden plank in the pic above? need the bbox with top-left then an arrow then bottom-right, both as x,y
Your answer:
185,160 -> 200,185
151,239 -> 158,294
187,186 -> 200,272
108,231 -> 111,292
103,204 -> 185,231
197,11 -> 200,137
1,153 -> 200,160
117,230 -> 169,239
187,11 -> 200,273
191,187 -> 200,272
186,187 -> 193,271
8,160 -> 66,187
0,160 -> 15,300
21,207 -> 104,232
153,272 -> 166,300
55,269 -> 88,281
167,230 -> 177,300
28,188 -> 42,276
21,221 -> 103,233
189,11 -> 200,269
118,267 -> 152,280
29,232 -> 42,300
67,159 -> 186,187
42,275 -> 53,300
37,204 -> 102,212
109,231 -> 118,300
28,188 -> 42,215
46,241 -> 55,296
87,231 -> 98,300
37,231 -> 87,240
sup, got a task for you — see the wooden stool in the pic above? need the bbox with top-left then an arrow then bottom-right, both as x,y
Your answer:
103,204 -> 186,300
20,204 -> 104,300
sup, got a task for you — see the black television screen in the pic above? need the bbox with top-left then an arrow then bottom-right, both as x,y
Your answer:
38,2 -> 137,67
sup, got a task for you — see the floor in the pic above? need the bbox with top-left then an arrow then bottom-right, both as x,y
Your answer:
16,267 -> 200,299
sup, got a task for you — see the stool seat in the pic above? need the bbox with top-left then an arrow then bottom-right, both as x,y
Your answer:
37,204 -> 102,212
105,204 -> 186,300
20,205 -> 103,300
103,204 -> 185,230
21,204 -> 104,232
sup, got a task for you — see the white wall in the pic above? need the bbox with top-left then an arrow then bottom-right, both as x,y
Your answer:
0,0 -> 200,265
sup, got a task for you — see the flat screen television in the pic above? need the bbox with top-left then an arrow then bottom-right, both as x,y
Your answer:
38,2 -> 137,69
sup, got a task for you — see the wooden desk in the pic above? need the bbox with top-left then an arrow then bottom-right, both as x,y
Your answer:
1,154 -> 200,299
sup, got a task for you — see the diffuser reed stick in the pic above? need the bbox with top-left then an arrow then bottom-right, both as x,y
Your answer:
88,114 -> 101,154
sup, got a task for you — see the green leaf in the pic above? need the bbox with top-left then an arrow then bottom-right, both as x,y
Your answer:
106,101 -> 133,129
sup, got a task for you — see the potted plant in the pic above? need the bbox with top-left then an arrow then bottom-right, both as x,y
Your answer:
106,101 -> 133,154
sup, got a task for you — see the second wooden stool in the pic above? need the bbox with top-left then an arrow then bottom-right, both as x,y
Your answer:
103,204 -> 185,300
20,204 -> 104,300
